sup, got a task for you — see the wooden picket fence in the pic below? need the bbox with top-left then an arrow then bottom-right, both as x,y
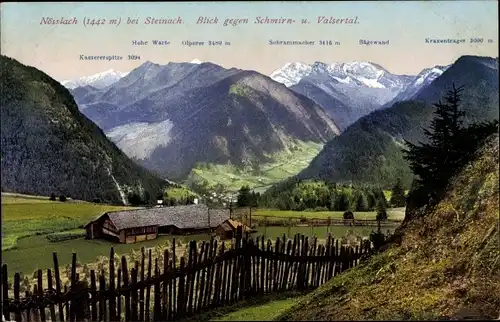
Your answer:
1,230 -> 372,322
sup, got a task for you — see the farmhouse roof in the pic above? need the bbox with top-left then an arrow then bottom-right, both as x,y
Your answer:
86,204 -> 230,230
217,219 -> 251,232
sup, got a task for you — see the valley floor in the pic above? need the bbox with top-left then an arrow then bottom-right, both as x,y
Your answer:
185,141 -> 323,192
1,193 -> 399,277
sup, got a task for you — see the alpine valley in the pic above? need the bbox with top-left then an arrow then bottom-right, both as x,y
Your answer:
68,60 -> 340,191
64,55 -> 498,193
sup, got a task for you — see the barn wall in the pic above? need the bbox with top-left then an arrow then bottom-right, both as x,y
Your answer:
120,230 -> 126,243
136,234 -> 147,243
146,234 -> 157,240
86,225 -> 93,239
126,236 -> 136,244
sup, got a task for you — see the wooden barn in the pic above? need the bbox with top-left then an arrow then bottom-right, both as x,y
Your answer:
84,204 -> 230,244
215,219 -> 251,240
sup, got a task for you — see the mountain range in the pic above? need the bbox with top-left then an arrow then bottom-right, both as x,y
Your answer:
63,55 -> 498,192
70,61 -> 340,182
295,55 -> 499,188
0,55 -> 169,204
270,61 -> 448,130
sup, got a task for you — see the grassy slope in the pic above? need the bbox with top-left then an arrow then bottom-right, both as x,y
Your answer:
212,298 -> 296,321
1,194 -> 132,251
165,186 -> 198,199
277,134 -> 500,320
185,141 -> 323,192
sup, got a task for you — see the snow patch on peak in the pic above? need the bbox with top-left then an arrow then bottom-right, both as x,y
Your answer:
269,62 -> 312,87
388,64 -> 451,103
190,59 -> 203,64
270,60 -> 406,89
62,69 -> 129,89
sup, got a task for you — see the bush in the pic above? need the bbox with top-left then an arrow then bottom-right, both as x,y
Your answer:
376,211 -> 388,221
46,231 -> 85,242
92,198 -> 101,204
314,206 -> 329,212
59,195 -> 67,202
343,210 -> 354,220
369,230 -> 386,250
49,193 -> 56,201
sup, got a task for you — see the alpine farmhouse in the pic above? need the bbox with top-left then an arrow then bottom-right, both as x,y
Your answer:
84,204 -> 230,244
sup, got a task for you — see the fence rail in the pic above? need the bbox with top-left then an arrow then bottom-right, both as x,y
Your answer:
250,215 -> 402,227
1,229 -> 372,322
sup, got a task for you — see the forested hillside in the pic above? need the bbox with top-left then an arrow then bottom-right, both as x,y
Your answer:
0,56 -> 169,204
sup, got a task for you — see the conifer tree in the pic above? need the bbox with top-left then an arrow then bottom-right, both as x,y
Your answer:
390,178 -> 406,207
237,185 -> 252,207
366,191 -> 377,210
334,191 -> 350,211
355,191 -> 368,211
376,198 -> 388,221
403,84 -> 498,207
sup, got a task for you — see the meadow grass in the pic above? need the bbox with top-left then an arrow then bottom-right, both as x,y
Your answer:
253,208 -> 406,221
211,297 -> 297,321
1,193 -> 397,277
201,294 -> 301,321
1,194 -> 133,251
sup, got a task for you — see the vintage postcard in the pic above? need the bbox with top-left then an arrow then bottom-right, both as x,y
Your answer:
1,1 -> 499,321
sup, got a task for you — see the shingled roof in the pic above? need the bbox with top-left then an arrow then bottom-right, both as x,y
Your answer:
88,204 -> 230,230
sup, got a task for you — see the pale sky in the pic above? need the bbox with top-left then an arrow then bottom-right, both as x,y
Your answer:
1,1 -> 498,81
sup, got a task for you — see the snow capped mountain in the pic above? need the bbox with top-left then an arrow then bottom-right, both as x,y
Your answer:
271,60 -> 416,130
190,59 -> 203,64
62,69 -> 129,89
269,62 -> 312,87
270,61 -> 414,90
384,65 -> 450,106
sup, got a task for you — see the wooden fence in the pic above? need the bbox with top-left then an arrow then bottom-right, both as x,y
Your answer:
250,215 -> 402,227
1,230 -> 372,322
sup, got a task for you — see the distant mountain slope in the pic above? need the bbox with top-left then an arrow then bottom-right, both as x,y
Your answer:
383,64 -> 450,108
71,61 -> 340,182
296,55 -> 499,188
0,56 -> 169,204
62,69 -> 129,89
271,61 -> 414,130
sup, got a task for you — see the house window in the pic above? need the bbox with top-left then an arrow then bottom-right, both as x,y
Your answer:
145,226 -> 156,234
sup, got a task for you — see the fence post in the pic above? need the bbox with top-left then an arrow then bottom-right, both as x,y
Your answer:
1,265 -> 10,322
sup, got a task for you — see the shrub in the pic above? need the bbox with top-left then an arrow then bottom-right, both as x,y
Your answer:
314,206 -> 328,212
92,198 -> 101,204
49,193 -> 56,201
369,230 -> 386,250
46,231 -> 85,242
343,210 -> 354,220
59,195 -> 67,202
376,211 -> 388,221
